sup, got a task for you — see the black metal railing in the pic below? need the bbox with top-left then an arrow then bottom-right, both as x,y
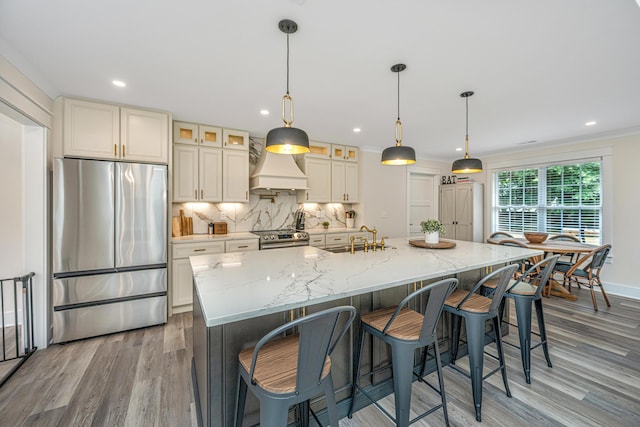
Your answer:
0,272 -> 37,387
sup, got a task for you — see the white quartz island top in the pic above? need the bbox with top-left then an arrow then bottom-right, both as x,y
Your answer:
190,238 -> 542,327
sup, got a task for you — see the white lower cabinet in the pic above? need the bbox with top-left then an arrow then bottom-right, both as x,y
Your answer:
309,235 -> 326,248
171,238 -> 258,313
171,241 -> 224,313
325,233 -> 349,247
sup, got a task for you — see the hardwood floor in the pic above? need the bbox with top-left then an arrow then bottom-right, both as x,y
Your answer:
1,288 -> 639,426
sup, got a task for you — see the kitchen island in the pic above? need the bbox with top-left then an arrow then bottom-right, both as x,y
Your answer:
191,238 -> 541,426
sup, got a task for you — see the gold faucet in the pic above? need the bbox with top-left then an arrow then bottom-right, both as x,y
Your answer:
359,225 -> 377,251
350,236 -> 356,254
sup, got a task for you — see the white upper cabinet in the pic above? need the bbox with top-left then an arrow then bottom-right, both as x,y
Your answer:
222,150 -> 249,202
332,161 -> 359,203
297,157 -> 332,203
63,98 -> 169,163
173,121 -> 222,147
173,145 -> 222,202
222,128 -> 249,151
120,107 -> 169,163
306,141 -> 331,159
63,99 -> 119,159
331,144 -> 359,162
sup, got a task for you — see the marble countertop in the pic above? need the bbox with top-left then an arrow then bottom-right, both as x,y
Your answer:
190,237 -> 542,327
172,232 -> 258,243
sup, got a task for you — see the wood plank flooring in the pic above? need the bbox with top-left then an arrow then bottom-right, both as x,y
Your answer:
0,288 -> 639,426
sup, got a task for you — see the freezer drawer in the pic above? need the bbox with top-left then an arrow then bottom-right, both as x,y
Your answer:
53,269 -> 167,307
53,296 -> 167,343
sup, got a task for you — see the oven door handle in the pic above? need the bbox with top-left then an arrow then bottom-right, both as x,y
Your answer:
261,240 -> 310,250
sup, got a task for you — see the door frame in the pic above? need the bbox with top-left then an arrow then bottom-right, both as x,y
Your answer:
406,166 -> 440,237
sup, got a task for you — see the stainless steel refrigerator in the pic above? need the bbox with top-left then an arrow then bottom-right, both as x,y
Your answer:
52,158 -> 167,343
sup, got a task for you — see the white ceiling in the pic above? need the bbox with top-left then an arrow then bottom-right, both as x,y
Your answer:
2,0 -> 640,162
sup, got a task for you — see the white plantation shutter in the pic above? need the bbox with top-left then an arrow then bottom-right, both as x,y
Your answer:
494,161 -> 601,244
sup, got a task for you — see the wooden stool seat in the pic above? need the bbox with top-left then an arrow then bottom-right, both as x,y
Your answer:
361,307 -> 424,340
239,335 -> 331,394
445,289 -> 492,313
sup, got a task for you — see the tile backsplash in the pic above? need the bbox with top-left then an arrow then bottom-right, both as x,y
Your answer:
172,137 -> 355,234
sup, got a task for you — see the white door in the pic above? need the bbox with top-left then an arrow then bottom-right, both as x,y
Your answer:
408,172 -> 436,237
173,145 -> 198,201
120,107 -> 169,163
199,147 -> 223,202
223,150 -> 249,202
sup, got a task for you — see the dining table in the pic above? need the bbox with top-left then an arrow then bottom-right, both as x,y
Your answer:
486,237 -> 598,301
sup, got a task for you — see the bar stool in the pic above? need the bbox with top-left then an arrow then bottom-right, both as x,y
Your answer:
234,306 -> 356,427
348,278 -> 458,427
498,255 -> 559,384
443,264 -> 518,422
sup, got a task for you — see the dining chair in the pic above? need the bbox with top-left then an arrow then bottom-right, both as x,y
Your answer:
498,239 -> 535,278
234,306 -> 356,427
348,278 -> 458,427
488,231 -> 514,241
554,244 -> 612,311
443,264 -> 519,422
483,255 -> 559,384
547,233 -> 581,265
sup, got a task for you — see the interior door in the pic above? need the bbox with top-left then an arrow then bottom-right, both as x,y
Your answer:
408,172 -> 436,237
439,185 -> 457,239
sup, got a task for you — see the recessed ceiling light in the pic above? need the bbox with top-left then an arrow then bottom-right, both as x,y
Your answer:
455,147 -> 463,152
585,121 -> 597,126
260,109 -> 269,116
112,80 -> 126,87
353,128 -> 361,133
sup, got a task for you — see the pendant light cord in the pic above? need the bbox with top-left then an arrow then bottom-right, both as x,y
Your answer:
465,95 -> 469,138
397,70 -> 401,120
286,33 -> 290,96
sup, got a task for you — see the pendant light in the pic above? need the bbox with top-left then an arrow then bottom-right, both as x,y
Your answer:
451,91 -> 483,173
381,64 -> 416,165
265,19 -> 310,155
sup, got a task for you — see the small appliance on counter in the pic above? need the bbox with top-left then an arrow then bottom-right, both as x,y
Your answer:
294,208 -> 305,230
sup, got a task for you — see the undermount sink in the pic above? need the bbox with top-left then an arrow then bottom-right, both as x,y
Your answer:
323,244 -> 395,254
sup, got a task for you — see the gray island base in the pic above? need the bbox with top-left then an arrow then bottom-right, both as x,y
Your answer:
191,238 -> 541,426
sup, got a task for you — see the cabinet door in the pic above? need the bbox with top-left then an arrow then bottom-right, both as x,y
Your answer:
331,162 -> 347,202
454,186 -> 473,241
331,144 -> 359,162
199,125 -> 223,147
121,108 -> 169,163
172,258 -> 194,308
309,235 -> 326,248
344,163 -> 359,203
63,99 -> 119,159
326,233 -> 349,246
199,147 -> 223,202
303,158 -> 331,203
223,150 -> 249,202
439,186 -> 457,238
173,145 -> 199,202
174,121 -> 199,145
225,239 -> 259,253
307,141 -> 331,159
223,128 -> 249,151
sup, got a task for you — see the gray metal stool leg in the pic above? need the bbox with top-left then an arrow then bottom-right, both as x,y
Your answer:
324,374 -> 339,427
465,318 -> 486,422
450,315 -> 462,364
234,373 -> 247,427
434,342 -> 450,427
390,343 -> 415,427
513,297 -> 533,384
492,317 -> 511,398
348,326 -> 366,418
260,400 -> 290,427
535,298 -> 553,368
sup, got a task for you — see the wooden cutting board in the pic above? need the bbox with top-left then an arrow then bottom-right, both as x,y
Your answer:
172,217 -> 181,237
409,239 -> 456,249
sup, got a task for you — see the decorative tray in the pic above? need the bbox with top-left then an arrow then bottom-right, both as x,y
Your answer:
409,239 -> 457,249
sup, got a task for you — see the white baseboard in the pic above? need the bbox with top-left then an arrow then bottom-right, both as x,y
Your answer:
601,281 -> 640,300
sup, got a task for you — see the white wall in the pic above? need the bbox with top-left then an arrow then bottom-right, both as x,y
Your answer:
359,150 -> 451,238
482,135 -> 640,297
0,113 -> 23,278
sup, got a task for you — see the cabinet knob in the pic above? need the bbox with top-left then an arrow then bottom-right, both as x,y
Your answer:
122,145 -> 125,157
201,189 -> 204,199
195,189 -> 198,199
114,144 -> 117,156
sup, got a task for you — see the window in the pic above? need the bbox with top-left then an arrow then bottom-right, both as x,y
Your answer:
495,160 -> 601,244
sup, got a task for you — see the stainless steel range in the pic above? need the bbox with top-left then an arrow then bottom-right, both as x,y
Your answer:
252,228 -> 310,250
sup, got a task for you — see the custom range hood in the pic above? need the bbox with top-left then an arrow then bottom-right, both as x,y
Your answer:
250,151 -> 308,191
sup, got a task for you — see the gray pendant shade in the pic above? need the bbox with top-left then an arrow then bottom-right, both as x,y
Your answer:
265,126 -> 310,155
381,145 -> 416,165
451,156 -> 483,173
